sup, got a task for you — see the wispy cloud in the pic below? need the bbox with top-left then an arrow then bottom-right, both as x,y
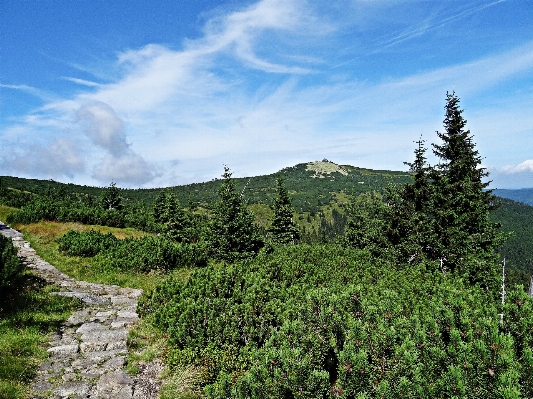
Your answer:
61,77 -> 100,87
377,0 -> 506,49
0,83 -> 53,101
0,0 -> 531,188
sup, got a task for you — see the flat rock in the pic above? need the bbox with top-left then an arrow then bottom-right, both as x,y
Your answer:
54,381 -> 92,397
56,291 -> 110,305
82,329 -> 128,343
47,344 -> 79,357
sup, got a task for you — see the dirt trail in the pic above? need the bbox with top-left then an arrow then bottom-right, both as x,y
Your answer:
0,222 -> 162,399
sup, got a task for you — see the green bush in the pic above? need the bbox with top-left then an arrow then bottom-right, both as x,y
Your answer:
0,235 -> 23,294
142,245 -> 532,398
57,229 -> 118,257
105,236 -> 207,272
58,230 -> 207,273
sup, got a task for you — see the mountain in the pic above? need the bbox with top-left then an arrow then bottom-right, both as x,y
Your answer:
2,161 -> 533,282
493,188 -> 533,206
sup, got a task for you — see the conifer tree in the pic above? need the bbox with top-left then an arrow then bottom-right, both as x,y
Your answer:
100,182 -> 122,211
153,189 -> 190,242
209,166 -> 263,262
429,92 -> 505,285
269,175 -> 300,244
386,138 -> 437,262
344,191 -> 389,255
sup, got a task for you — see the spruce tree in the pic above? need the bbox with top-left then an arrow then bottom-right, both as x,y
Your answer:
344,191 -> 390,255
386,138 -> 437,262
100,182 -> 122,211
430,92 -> 505,286
152,190 -> 190,242
209,166 -> 263,262
268,175 -> 300,244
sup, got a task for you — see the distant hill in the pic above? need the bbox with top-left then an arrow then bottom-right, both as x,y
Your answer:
2,162 -> 412,214
493,188 -> 533,206
2,162 -> 533,282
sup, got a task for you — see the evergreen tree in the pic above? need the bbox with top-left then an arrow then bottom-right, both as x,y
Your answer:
344,191 -> 390,256
429,92 -> 505,285
208,166 -> 263,262
100,182 -> 122,211
386,138 -> 437,262
153,190 -> 190,242
268,175 -> 300,244
344,92 -> 505,290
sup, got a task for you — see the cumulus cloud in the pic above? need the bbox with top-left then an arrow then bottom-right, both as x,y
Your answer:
93,153 -> 158,185
77,102 -> 157,184
2,138 -> 84,178
501,160 -> 533,174
77,102 -> 129,155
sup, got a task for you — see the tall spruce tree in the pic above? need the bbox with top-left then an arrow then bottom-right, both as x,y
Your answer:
208,166 -> 263,262
345,92 -> 505,290
269,175 -> 300,244
429,92 -> 505,286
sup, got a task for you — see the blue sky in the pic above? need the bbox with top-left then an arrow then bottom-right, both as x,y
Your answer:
1,0 -> 532,188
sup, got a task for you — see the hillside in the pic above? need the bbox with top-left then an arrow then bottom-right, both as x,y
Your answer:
2,161 -> 533,279
2,162 -> 411,213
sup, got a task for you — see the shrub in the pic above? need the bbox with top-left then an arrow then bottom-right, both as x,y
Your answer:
142,245 -> 531,398
58,230 -> 208,273
0,235 -> 23,294
57,229 -> 118,257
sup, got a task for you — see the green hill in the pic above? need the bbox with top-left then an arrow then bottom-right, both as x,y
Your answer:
2,161 -> 533,280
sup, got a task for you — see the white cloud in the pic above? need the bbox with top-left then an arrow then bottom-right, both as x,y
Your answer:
62,77 -> 100,87
77,102 -> 128,155
92,152 -> 158,185
1,138 -> 84,178
76,102 -> 157,185
1,0 -> 532,188
501,160 -> 533,174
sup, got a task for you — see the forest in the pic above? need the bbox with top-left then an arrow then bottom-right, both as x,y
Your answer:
1,92 -> 533,398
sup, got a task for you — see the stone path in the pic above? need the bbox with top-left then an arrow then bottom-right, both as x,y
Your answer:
0,222 -> 162,399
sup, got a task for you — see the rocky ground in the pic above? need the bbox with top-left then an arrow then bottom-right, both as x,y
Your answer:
0,222 -> 163,399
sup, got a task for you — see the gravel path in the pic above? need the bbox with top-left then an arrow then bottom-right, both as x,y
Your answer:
0,222 -> 162,399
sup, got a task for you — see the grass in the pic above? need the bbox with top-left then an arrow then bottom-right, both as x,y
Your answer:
0,273 -> 79,399
1,205 -> 217,399
3,219 -> 188,292
0,205 -> 18,224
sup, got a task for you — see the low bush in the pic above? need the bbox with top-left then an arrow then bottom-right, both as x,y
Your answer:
57,229 -> 118,257
142,244 -> 532,398
58,230 -> 207,273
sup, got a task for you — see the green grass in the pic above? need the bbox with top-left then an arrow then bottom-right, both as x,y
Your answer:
0,205 -> 18,223
0,273 -> 79,399
5,220 -> 188,292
